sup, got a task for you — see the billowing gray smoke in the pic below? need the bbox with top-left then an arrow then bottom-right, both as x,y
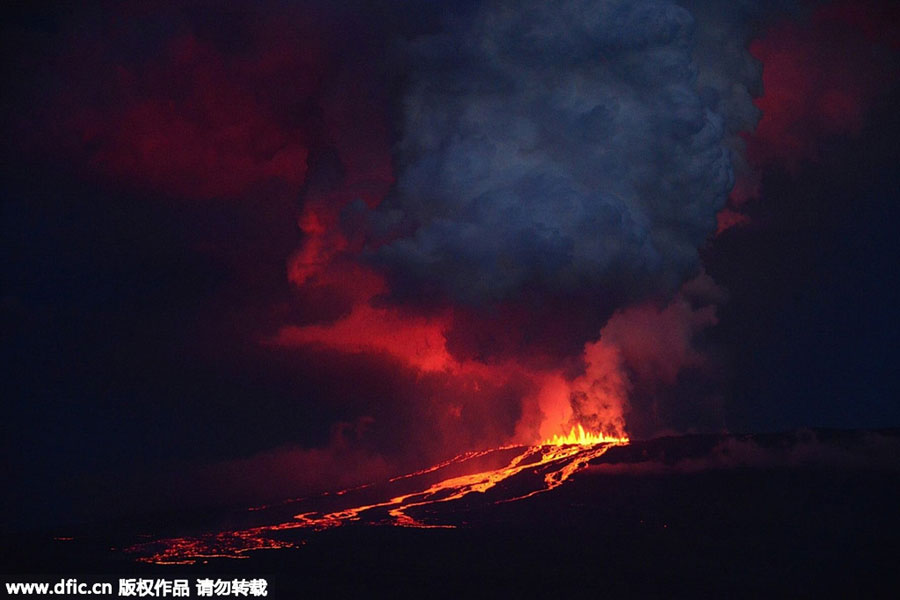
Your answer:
367,0 -> 773,309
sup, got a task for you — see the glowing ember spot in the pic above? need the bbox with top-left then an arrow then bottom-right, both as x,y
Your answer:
543,423 -> 630,446
128,430 -> 629,565
129,527 -> 297,565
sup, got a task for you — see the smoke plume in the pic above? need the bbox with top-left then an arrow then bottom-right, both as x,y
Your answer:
371,0 -> 750,312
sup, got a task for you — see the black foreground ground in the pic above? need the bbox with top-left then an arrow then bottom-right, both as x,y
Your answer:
4,429 -> 900,598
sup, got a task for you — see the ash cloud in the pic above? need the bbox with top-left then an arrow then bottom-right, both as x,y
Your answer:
367,0 -> 774,311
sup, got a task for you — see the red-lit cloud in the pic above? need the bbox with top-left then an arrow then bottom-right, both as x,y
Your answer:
55,29 -> 322,199
748,2 -> 895,167
274,275 -> 454,374
601,290 -> 719,388
717,1 -> 898,233
29,4 -> 394,206
79,36 -> 312,199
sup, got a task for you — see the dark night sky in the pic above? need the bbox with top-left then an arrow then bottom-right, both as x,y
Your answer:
2,0 -> 899,531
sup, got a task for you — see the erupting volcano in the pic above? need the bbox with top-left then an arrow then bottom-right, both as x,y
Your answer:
5,0 -> 900,596
130,425 -> 629,564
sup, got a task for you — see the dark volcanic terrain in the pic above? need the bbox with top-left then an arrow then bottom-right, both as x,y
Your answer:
4,429 -> 900,598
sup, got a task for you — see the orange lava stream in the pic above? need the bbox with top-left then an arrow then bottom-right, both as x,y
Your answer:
387,447 -> 504,482
130,434 -> 628,564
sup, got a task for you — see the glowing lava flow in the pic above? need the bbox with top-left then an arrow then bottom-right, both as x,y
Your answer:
129,429 -> 628,564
